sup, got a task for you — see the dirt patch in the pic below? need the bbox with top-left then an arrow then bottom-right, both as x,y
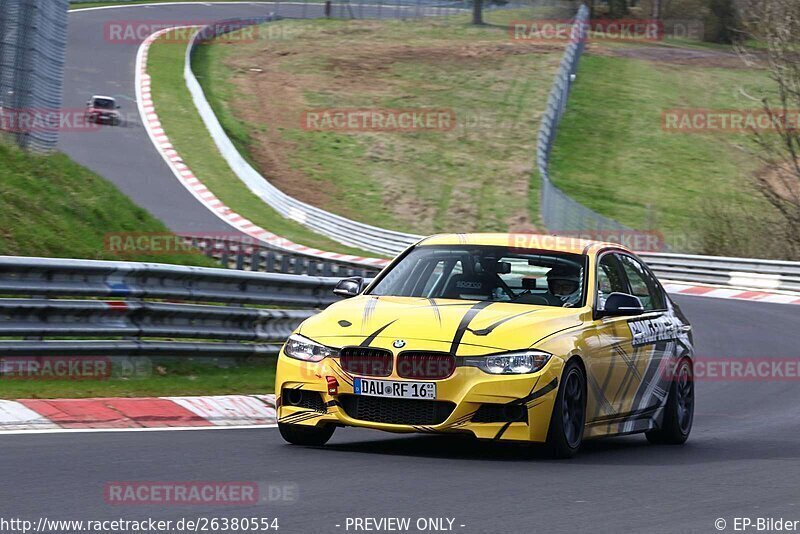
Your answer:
756,162 -> 800,203
214,44 -> 332,208
219,23 -> 559,231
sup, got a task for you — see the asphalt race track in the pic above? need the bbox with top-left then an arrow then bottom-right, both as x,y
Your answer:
20,4 -> 798,533
3,294 -> 800,533
59,3 -> 327,234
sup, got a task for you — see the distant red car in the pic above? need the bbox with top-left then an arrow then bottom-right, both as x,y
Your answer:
85,95 -> 121,126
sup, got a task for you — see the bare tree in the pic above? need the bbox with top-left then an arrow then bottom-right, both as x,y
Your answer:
737,0 -> 800,258
472,0 -> 484,25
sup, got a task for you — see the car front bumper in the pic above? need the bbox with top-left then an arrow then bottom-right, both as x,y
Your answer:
275,351 -> 564,443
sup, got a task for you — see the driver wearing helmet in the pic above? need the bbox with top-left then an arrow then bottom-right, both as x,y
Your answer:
546,265 -> 582,307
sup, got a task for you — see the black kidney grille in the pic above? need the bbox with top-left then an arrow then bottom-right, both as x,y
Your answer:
338,395 -> 455,426
340,347 -> 393,377
396,352 -> 456,379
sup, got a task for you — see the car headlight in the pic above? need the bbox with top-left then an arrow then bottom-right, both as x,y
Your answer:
462,350 -> 551,375
283,334 -> 338,362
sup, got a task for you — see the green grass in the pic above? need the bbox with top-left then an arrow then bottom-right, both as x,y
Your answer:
547,53 -> 776,252
69,0 -> 277,10
192,15 -> 565,234
147,33 -> 381,258
0,141 -> 215,265
0,360 -> 276,399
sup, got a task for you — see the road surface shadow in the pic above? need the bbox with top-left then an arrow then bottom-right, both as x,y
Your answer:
320,429 -> 800,466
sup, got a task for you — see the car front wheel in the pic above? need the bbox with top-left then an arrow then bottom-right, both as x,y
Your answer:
544,360 -> 586,459
278,422 -> 335,446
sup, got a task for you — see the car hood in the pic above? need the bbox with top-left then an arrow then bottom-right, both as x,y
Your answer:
298,295 -> 584,355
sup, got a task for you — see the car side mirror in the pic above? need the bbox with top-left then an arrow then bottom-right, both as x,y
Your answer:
597,292 -> 645,318
116,105 -> 121,109
333,277 -> 363,299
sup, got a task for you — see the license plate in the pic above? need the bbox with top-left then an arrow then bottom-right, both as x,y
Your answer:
353,378 -> 436,400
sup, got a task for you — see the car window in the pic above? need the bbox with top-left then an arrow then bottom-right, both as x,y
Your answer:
617,254 -> 665,311
369,245 -> 586,308
420,259 -> 462,297
93,98 -> 115,109
596,254 -> 626,311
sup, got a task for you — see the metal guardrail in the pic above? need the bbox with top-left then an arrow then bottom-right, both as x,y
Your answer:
1,250 -> 799,360
0,256 -> 340,357
185,20 -> 422,257
0,0 -> 70,152
183,235 -> 381,277
640,252 -> 800,293
535,5 -> 630,233
182,5 -> 606,259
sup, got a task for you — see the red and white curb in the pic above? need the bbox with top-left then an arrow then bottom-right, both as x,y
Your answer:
135,28 -> 389,269
662,282 -> 800,306
0,394 -> 277,432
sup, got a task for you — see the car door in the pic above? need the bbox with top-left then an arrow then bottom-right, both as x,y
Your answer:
585,251 -> 638,426
614,253 -> 675,428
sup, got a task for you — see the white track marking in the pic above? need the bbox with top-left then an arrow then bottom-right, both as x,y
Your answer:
165,395 -> 277,425
0,424 -> 276,435
0,400 -> 59,430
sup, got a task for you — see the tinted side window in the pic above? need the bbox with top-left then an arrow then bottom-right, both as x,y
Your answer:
618,254 -> 665,311
596,254 -> 626,311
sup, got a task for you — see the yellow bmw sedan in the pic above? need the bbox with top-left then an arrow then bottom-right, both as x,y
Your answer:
275,234 -> 694,458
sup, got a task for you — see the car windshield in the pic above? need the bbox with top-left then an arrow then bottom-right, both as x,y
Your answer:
368,245 -> 587,308
93,98 -> 115,109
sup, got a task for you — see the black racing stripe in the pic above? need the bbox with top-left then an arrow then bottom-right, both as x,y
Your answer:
362,297 -> 379,329
493,421 -> 514,441
469,309 -> 540,336
514,377 -> 558,406
280,411 -> 325,424
449,301 -> 494,355
587,375 -> 615,420
360,319 -> 397,347
329,361 -> 354,387
493,379 -> 558,440
585,405 -> 659,426
427,298 -> 442,326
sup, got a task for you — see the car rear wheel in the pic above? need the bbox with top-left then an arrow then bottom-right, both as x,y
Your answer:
646,358 -> 693,445
278,422 -> 335,446
544,360 -> 586,459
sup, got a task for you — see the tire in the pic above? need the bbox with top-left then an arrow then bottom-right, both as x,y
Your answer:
646,358 -> 693,445
278,422 -> 335,446
544,360 -> 586,459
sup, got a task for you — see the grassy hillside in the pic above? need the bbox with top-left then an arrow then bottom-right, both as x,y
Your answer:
147,32 -> 382,258
189,12 -> 565,235
548,47 -> 782,256
0,141 -> 213,265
